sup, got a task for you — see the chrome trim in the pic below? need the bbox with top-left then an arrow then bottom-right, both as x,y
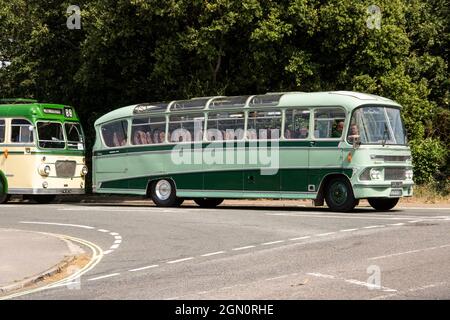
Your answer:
8,188 -> 85,195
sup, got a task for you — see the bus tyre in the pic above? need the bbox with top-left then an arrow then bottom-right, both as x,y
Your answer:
150,179 -> 182,207
0,179 -> 9,204
31,195 -> 56,204
194,198 -> 224,208
368,198 -> 399,211
325,177 -> 358,212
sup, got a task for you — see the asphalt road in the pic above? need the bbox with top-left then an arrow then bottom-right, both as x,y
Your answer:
0,201 -> 449,300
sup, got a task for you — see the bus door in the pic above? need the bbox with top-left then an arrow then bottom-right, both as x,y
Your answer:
94,120 -> 129,189
244,110 -> 282,195
308,108 -> 345,192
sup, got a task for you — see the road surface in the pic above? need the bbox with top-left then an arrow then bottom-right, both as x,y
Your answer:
0,201 -> 449,299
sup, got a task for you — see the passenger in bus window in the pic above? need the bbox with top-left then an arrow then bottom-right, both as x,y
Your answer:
158,130 -> 166,143
299,127 -> 309,138
347,124 -> 360,143
332,121 -> 345,138
145,131 -> 153,144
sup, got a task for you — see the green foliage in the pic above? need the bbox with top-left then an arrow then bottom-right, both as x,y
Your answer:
0,0 -> 448,185
410,138 -> 447,184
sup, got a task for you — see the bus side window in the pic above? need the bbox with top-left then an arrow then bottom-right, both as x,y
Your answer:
101,120 -> 128,147
0,119 -> 5,143
285,109 -> 310,139
247,110 -> 281,140
11,119 -> 34,143
131,117 -> 166,145
207,112 -> 244,141
313,108 -> 346,139
169,114 -> 204,143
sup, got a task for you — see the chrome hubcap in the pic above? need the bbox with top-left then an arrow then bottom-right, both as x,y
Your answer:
155,180 -> 172,200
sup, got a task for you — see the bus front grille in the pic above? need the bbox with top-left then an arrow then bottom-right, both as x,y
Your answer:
55,161 -> 77,178
384,167 -> 406,181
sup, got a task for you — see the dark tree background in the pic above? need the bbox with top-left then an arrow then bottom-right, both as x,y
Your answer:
0,0 -> 448,187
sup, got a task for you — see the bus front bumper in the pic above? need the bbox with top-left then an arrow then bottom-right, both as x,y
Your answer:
352,182 -> 414,199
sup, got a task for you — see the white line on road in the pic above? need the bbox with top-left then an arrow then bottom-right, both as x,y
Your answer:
87,273 -> 121,281
232,245 -> 256,251
316,232 -> 336,237
97,229 -> 110,233
368,244 -> 450,260
265,275 -> 289,281
261,240 -> 285,246
19,221 -> 95,229
114,235 -> 122,240
266,213 -> 421,221
389,223 -> 405,226
290,236 -> 311,241
167,257 -> 194,264
363,225 -> 385,229
110,244 -> 120,249
114,239 -> 122,244
129,265 -> 159,272
201,251 -> 225,257
307,272 -> 397,292
340,228 -> 358,232
110,232 -> 119,236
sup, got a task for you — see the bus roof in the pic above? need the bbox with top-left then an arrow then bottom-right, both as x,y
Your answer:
94,91 -> 401,126
0,102 -> 80,121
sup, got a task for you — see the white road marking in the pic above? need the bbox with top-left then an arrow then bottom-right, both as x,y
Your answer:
316,232 -> 336,237
307,272 -> 396,292
363,225 -> 385,229
129,265 -> 159,272
110,232 -> 119,236
232,245 -> 256,251
88,273 -> 120,281
389,222 -> 405,226
114,235 -> 122,240
201,251 -> 225,257
372,282 -> 447,300
266,213 -> 419,221
114,239 -> 122,244
340,228 -> 358,232
265,275 -> 289,281
19,221 -> 95,229
262,240 -> 285,246
103,250 -> 113,255
368,244 -> 450,260
97,229 -> 109,233
110,244 -> 120,249
290,236 -> 311,241
167,257 -> 194,264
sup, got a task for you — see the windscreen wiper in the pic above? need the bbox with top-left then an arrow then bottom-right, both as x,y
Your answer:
382,123 -> 389,146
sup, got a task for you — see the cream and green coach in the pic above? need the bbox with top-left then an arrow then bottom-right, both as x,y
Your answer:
0,99 -> 87,204
92,91 -> 413,212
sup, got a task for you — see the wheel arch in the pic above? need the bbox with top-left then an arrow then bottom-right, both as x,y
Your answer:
145,176 -> 178,197
315,172 -> 354,205
0,170 -> 8,194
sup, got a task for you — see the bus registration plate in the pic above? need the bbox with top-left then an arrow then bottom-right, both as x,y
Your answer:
390,189 -> 402,197
391,181 -> 403,188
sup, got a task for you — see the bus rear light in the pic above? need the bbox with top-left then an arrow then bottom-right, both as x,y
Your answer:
39,164 -> 51,176
347,152 -> 352,162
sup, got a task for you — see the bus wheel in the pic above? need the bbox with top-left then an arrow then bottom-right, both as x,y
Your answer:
31,195 -> 56,204
194,198 -> 224,208
368,198 -> 399,211
0,179 -> 9,204
150,179 -> 182,207
325,177 -> 358,212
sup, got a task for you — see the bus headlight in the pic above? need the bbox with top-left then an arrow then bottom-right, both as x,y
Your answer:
81,165 -> 88,176
39,164 -> 51,176
370,168 -> 382,180
405,169 -> 413,180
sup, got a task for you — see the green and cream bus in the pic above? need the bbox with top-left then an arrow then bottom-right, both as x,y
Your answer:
92,91 -> 413,212
0,99 -> 87,204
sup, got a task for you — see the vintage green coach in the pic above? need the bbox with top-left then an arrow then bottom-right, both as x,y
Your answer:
92,91 -> 414,212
